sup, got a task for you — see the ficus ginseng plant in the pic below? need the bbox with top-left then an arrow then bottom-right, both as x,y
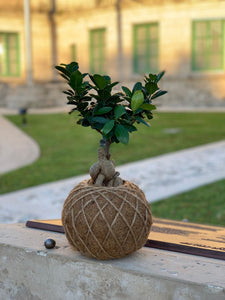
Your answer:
56,61 -> 167,161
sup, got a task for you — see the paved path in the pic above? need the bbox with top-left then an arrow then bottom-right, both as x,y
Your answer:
0,140 -> 225,224
0,115 -> 40,174
0,109 -> 225,224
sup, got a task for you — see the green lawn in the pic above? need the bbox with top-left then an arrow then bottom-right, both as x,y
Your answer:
151,179 -> 225,226
1,112 -> 225,225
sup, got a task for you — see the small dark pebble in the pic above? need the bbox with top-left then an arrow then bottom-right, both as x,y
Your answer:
44,238 -> 56,249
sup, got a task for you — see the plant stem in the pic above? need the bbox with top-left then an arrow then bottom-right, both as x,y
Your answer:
105,139 -> 111,160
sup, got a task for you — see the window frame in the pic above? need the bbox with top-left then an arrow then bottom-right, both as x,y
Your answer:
133,22 -> 159,74
0,32 -> 20,77
89,28 -> 106,74
191,19 -> 225,72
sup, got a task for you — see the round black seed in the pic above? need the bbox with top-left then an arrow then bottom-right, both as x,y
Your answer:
44,238 -> 56,249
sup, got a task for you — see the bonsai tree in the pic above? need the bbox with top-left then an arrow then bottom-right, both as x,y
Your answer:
56,62 -> 167,187
59,62 -> 168,260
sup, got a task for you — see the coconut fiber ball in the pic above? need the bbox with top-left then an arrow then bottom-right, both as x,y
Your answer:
62,180 -> 152,260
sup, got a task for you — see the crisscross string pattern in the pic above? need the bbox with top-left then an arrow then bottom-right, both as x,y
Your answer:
62,180 -> 152,260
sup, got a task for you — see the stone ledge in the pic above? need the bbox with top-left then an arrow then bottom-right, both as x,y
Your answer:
0,223 -> 225,300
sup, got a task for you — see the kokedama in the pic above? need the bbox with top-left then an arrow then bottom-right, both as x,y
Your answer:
56,62 -> 167,260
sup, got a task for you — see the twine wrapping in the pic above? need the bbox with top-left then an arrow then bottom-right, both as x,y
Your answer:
62,180 -> 152,260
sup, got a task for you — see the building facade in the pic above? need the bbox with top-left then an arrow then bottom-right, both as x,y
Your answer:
0,0 -> 225,108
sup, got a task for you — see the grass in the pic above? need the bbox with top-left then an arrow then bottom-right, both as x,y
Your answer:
1,111 -> 225,226
151,179 -> 225,226
1,111 -> 224,193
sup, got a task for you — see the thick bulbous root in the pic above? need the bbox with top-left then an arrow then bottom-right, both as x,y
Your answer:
89,148 -> 124,187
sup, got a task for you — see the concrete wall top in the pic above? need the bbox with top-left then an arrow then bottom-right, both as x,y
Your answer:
0,223 -> 225,299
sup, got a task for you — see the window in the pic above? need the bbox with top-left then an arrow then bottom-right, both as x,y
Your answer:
0,32 -> 20,76
71,44 -> 76,61
90,28 -> 106,74
192,20 -> 224,71
133,23 -> 159,74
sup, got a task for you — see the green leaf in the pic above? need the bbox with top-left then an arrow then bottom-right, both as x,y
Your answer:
156,71 -> 165,83
123,124 -> 137,132
63,90 -> 74,96
115,124 -> 129,144
81,118 -> 90,127
102,120 -> 115,135
114,105 -> 126,119
98,89 -> 111,100
107,95 -> 122,104
95,107 -> 112,115
58,73 -> 70,81
69,70 -> 83,91
66,62 -> 79,73
140,104 -> 156,110
106,81 -> 119,90
148,74 -> 157,82
111,135 -> 120,143
89,93 -> 101,101
77,102 -> 89,110
145,111 -> 153,120
82,73 -> 89,78
92,117 -> 108,124
135,116 -> 150,127
131,90 -> 144,112
122,86 -> 132,97
151,90 -> 168,100
92,123 -> 104,130
132,82 -> 142,93
55,66 -> 71,77
103,75 -> 111,84
67,100 -> 76,105
145,82 -> 158,95
92,74 -> 107,89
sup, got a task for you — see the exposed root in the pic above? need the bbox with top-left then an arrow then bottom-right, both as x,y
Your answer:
89,147 -> 123,187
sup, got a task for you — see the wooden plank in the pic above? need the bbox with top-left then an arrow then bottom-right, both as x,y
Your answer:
26,218 -> 225,260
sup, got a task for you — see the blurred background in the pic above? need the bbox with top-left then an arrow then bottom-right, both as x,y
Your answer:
0,0 -> 225,109
0,0 -> 225,226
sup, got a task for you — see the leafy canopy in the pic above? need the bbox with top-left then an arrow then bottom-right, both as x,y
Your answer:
55,62 -> 167,145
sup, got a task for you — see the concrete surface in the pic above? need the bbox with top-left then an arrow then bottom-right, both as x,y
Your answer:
0,223 -> 225,300
0,224 -> 225,300
0,115 -> 40,174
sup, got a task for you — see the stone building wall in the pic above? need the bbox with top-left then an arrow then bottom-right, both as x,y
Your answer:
55,0 -> 225,108
31,12 -> 53,81
0,9 -> 25,84
0,0 -> 225,108
0,0 -> 53,84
